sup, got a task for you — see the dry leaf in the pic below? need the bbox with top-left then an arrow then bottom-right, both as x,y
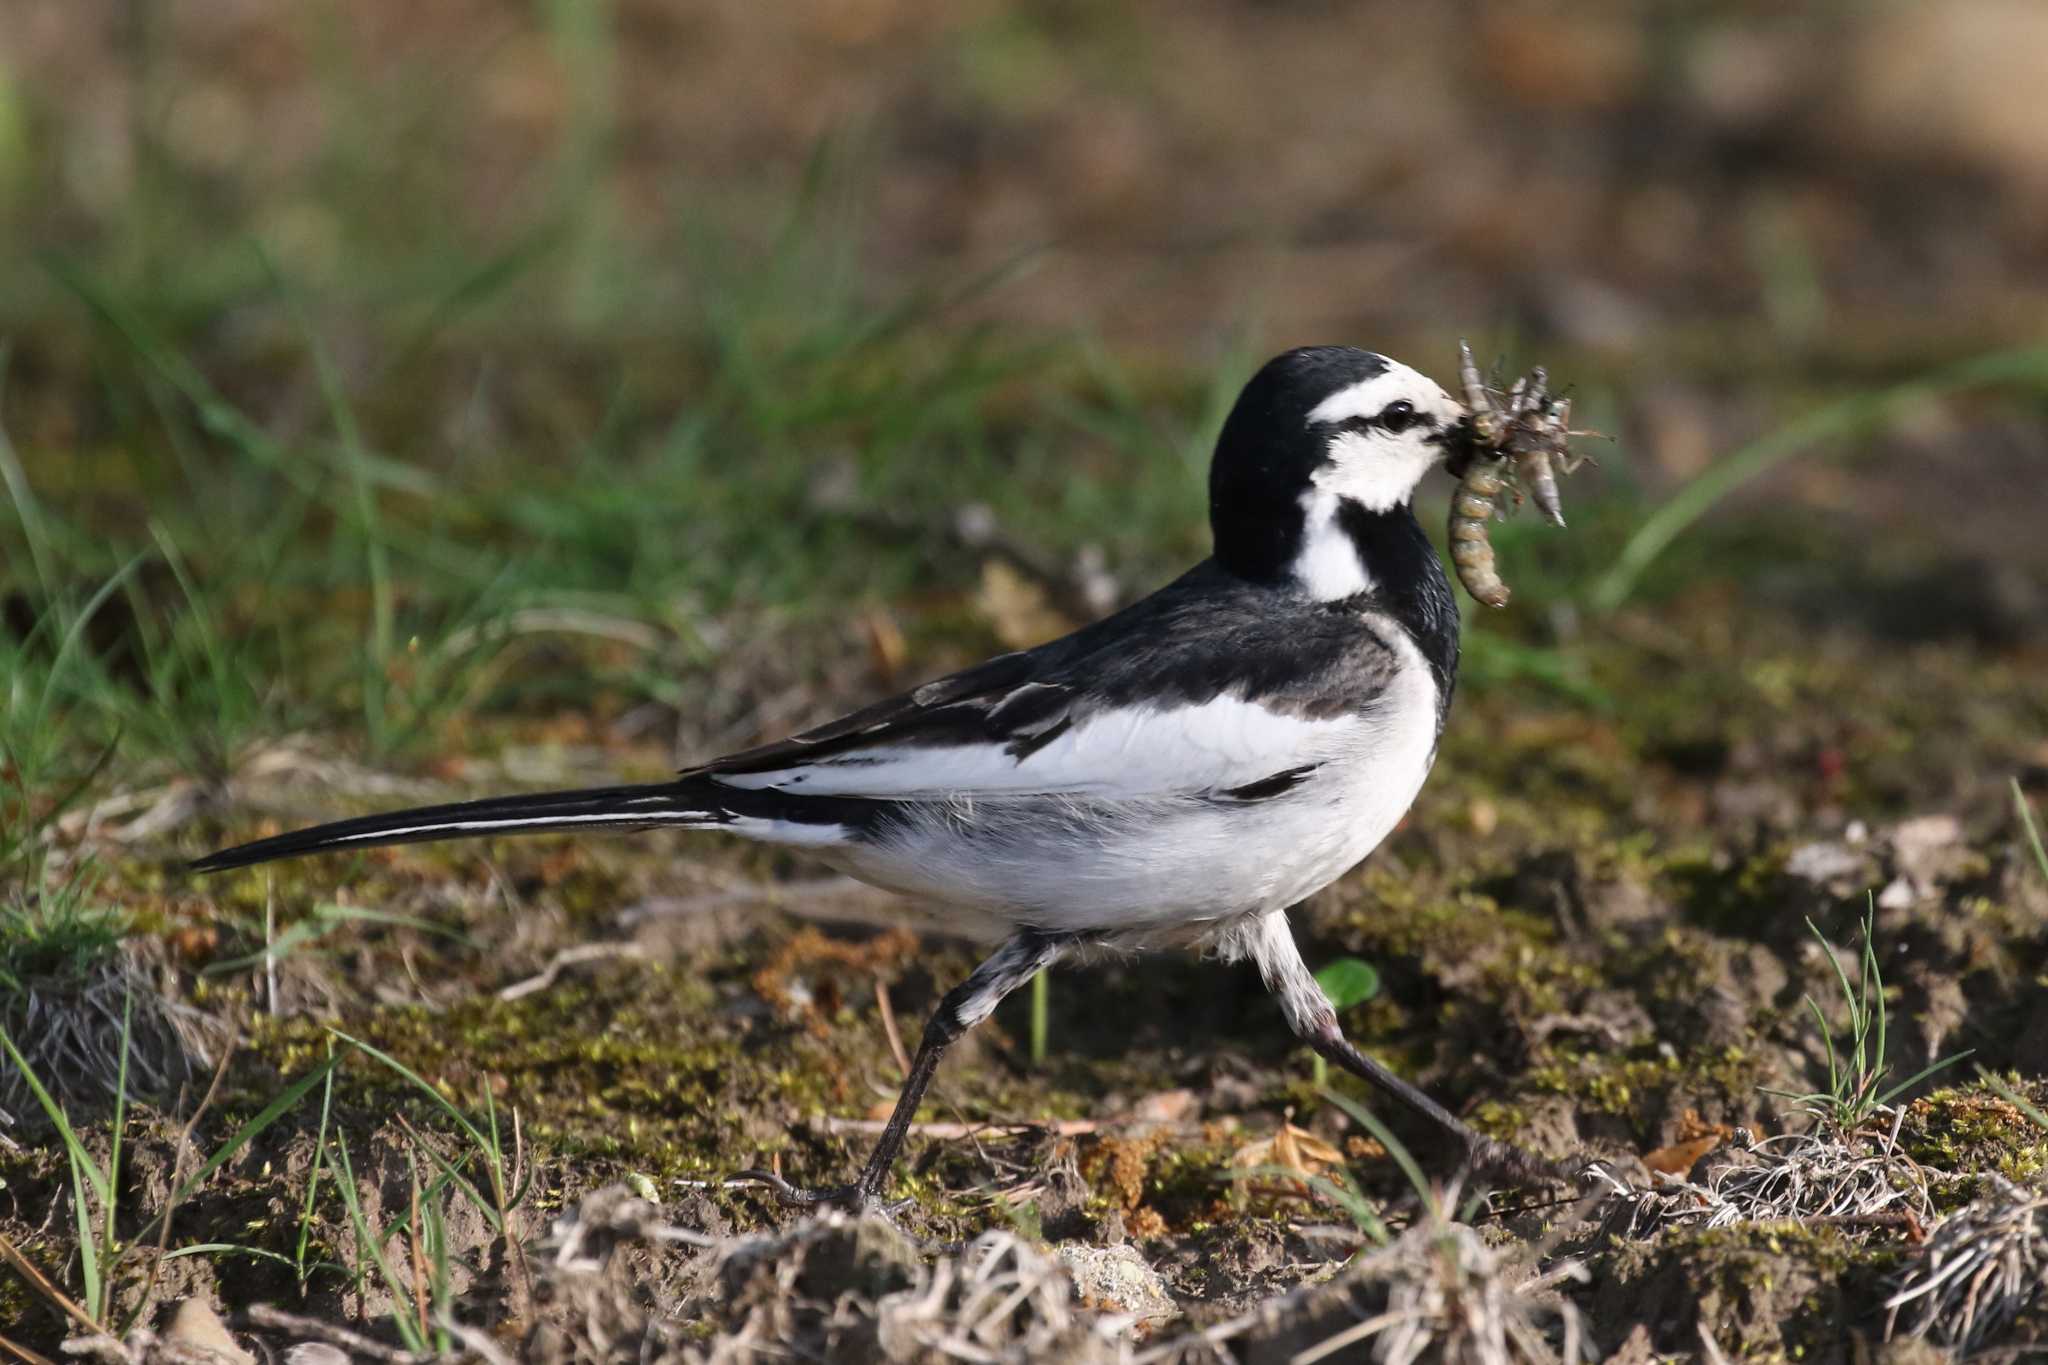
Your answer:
1130,1088 -> 1198,1124
1643,1107 -> 1736,1175
1642,1134 -> 1722,1176
1229,1121 -> 1346,1188
861,606 -> 907,681
976,559 -> 1074,649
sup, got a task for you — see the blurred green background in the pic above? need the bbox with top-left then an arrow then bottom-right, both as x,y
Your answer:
4,0 -> 2046,832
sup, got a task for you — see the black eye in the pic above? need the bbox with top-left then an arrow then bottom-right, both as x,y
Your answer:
1379,400 -> 1417,433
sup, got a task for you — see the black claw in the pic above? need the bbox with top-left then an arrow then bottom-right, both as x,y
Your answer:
1563,1153 -> 1638,1198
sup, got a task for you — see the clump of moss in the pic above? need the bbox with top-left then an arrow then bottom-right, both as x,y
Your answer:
1509,1045 -> 1765,1141
1592,1220 -> 1894,1359
1905,1078 -> 2048,1188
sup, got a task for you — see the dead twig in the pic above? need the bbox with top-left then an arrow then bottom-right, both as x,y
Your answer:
816,1115 -> 1102,1139
246,1304 -> 432,1363
1885,1177 -> 2048,1351
497,942 -> 647,1001
0,1331 -> 59,1365
874,978 -> 912,1081
0,1228 -> 96,1333
1604,1122 -> 1938,1242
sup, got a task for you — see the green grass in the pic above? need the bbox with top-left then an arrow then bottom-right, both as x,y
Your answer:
1592,343 -> 2048,611
4,195 -> 1224,816
1224,1088 -> 1443,1249
2014,778 -> 2048,886
1761,903 -> 1971,1132
0,865 -> 121,998
0,993 -> 520,1345
6,114 -> 2040,889
322,1030 -> 534,1354
0,1000 -> 337,1334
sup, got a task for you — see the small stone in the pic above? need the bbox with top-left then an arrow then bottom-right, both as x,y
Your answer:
1055,1242 -> 1177,1325
284,1347 -> 350,1365
1129,1088 -> 1197,1124
1878,877 -> 1916,910
163,1299 -> 254,1365
1786,841 -> 1863,885
1603,1321 -> 1658,1365
1890,814 -> 1967,895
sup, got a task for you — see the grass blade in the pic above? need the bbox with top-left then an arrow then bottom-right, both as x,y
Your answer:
1319,1088 -> 1440,1223
1593,345 -> 2048,611
162,1052 -> 343,1211
159,1244 -> 298,1268
2014,779 -> 2048,884
1975,1067 -> 2048,1131
1877,1051 -> 1975,1108
102,985 -> 134,1297
330,1029 -> 492,1154
295,1049 -> 337,1291
395,1115 -> 501,1236
69,1153 -> 101,1322
0,1025 -> 109,1204
327,1134 -> 427,1353
203,904 -> 474,976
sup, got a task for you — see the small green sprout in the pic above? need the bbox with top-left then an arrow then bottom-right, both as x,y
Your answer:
1311,957 -> 1381,1090
1762,900 -> 1970,1131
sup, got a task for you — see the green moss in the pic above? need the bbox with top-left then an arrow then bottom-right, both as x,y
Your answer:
1903,1078 -> 2048,1187
1600,1220 -> 1897,1360
1513,1046 -> 1763,1133
1661,846 -> 1807,939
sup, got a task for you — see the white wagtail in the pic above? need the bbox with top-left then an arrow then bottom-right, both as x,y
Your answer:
195,346 -> 1565,1203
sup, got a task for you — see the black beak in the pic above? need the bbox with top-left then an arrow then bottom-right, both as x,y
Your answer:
1437,415 -> 1484,478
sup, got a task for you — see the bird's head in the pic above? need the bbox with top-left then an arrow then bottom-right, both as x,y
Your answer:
1209,347 -> 1466,598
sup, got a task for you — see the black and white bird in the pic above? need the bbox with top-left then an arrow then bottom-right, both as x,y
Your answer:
195,346 -> 1563,1203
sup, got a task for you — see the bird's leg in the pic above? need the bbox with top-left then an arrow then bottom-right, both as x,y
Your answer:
1242,910 -> 1563,1187
1305,1032 -> 1563,1187
745,928 -> 1072,1211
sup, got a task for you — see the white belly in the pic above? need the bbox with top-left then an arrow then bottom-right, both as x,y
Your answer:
828,629 -> 1443,942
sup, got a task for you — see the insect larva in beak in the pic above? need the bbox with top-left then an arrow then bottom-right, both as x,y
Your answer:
1448,340 -> 1596,605
1448,455 -> 1512,608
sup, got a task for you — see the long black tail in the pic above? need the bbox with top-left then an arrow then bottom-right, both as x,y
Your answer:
192,779 -> 752,874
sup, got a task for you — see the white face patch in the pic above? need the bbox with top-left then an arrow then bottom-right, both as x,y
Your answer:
1304,362 -> 1445,426
1304,357 -> 1465,514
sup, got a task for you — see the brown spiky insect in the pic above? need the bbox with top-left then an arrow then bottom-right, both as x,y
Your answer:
1446,339 -> 1596,608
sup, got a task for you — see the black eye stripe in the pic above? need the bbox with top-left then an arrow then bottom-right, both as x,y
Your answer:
1334,408 -> 1437,436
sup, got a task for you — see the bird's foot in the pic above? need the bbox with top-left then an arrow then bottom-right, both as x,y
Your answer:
1461,1141 -> 1641,1202
1561,1152 -> 1640,1199
730,1168 -> 908,1216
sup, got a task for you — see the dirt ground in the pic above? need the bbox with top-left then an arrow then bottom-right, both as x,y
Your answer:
6,582 -> 2047,1360
5,2 -> 2048,1361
